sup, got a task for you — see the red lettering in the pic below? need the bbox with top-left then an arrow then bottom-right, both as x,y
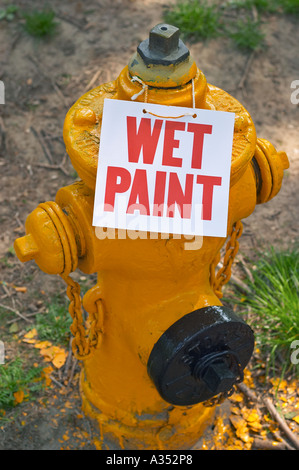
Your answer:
167,173 -> 194,219
127,116 -> 163,164
153,171 -> 167,217
187,123 -> 213,169
126,169 -> 150,215
162,121 -> 185,167
196,175 -> 222,220
104,166 -> 131,211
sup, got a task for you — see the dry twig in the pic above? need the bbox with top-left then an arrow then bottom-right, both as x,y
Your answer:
263,397 -> 299,450
31,126 -> 54,164
83,69 -> 102,94
218,262 -> 251,294
0,302 -> 32,323
34,153 -> 70,176
238,50 -> 256,90
253,437 -> 292,450
237,382 -> 299,450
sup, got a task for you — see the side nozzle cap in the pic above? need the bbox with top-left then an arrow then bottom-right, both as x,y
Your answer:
14,233 -> 39,263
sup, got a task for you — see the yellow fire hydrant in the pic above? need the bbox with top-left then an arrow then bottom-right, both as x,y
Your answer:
14,25 -> 289,450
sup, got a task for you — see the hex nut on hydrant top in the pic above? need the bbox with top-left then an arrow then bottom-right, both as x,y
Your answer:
14,24 -> 289,450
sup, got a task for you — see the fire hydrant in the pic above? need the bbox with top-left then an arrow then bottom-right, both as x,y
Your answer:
14,24 -> 289,450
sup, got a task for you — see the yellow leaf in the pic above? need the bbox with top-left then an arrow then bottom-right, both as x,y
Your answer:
41,366 -> 53,387
229,392 -> 243,403
14,286 -> 27,293
35,340 -> 52,349
270,378 -> 287,391
39,345 -> 67,369
231,406 -> 241,415
230,415 -> 253,444
52,349 -> 67,369
22,338 -> 37,344
292,415 -> 299,424
23,329 -> 37,338
13,390 -> 24,404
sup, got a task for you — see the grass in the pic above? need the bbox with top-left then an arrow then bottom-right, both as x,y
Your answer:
35,294 -> 72,346
280,0 -> 299,13
0,357 -> 44,411
233,247 -> 299,378
23,8 -> 58,38
0,5 -> 18,21
226,17 -> 265,51
163,0 -> 299,51
163,0 -> 221,42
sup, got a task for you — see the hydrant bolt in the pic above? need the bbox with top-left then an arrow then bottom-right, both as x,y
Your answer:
137,23 -> 189,66
201,362 -> 237,395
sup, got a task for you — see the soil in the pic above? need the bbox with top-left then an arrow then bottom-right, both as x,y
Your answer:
0,0 -> 298,451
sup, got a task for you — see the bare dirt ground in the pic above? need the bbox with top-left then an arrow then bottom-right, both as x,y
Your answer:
0,0 -> 298,450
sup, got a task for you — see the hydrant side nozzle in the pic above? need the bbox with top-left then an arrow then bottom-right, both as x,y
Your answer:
278,151 -> 290,170
252,138 -> 289,204
14,202 -> 78,276
14,233 -> 39,263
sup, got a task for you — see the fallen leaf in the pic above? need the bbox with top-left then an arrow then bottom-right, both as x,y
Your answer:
35,340 -> 52,349
229,392 -> 243,403
52,349 -> 68,369
38,345 -> 67,369
230,415 -> 253,444
13,390 -> 24,404
41,366 -> 54,387
22,328 -> 38,344
23,328 -> 37,339
270,378 -> 287,391
292,415 -> 299,424
14,286 -> 27,293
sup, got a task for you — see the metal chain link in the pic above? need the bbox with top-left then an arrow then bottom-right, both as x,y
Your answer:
60,274 -> 102,360
202,386 -> 236,408
210,220 -> 243,299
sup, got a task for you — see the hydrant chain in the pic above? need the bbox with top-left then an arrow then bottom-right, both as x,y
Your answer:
61,274 -> 101,360
211,220 -> 243,298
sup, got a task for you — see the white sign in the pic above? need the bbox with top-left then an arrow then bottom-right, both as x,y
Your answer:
93,99 -> 234,237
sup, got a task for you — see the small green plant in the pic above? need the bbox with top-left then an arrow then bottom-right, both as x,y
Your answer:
35,294 -> 72,346
0,357 -> 44,410
0,5 -> 18,21
279,0 -> 299,13
237,247 -> 299,377
226,17 -> 265,50
229,0 -> 279,13
163,0 -> 299,52
163,0 -> 221,42
23,8 -> 58,38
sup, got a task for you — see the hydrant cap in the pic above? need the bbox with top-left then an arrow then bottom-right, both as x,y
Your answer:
137,24 -> 190,66
128,23 -> 197,88
147,306 -> 254,406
